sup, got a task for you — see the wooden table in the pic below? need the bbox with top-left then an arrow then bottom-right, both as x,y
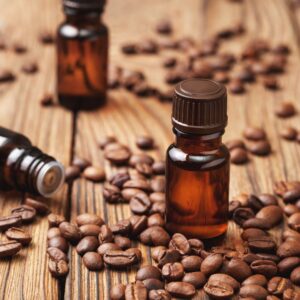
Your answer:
0,0 -> 300,299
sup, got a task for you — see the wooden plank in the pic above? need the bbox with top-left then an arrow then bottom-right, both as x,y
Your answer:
0,0 -> 72,299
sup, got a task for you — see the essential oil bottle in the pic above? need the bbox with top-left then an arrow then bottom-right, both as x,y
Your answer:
0,127 -> 65,197
57,0 -> 108,110
166,78 -> 230,239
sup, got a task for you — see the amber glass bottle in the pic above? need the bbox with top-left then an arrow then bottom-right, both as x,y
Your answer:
166,79 -> 230,239
57,0 -> 108,110
0,127 -> 65,197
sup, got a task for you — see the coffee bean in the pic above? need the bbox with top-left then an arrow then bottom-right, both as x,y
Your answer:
291,266 -> 300,285
268,276 -> 293,296
181,255 -> 202,272
152,161 -> 165,175
129,215 -> 148,237
13,43 -> 27,53
129,153 -> 154,167
162,262 -> 184,281
209,273 -> 240,291
47,247 -> 68,262
274,180 -> 300,197
230,148 -> 249,164
126,248 -> 142,262
83,166 -> 106,182
48,213 -> 65,227
98,225 -> 113,244
278,257 -> 300,276
204,280 -> 234,299
226,139 -> 246,151
148,290 -> 171,300
104,144 -> 131,165
76,213 -> 104,226
277,240 -> 300,258
242,217 -> 272,230
139,226 -> 170,246
48,258 -> 69,277
47,227 -> 61,239
248,236 -> 277,253
181,271 -> 206,288
48,236 -> 69,253
200,253 -> 223,275
5,227 -> 31,246
188,238 -> 204,255
258,193 -> 278,206
288,212 -> 300,232
21,62 -> 38,74
244,127 -> 267,141
157,249 -> 180,268
114,235 -> 131,250
256,253 -> 280,263
65,165 -> 81,182
150,202 -> 166,215
142,278 -> 164,291
283,187 -> 300,203
130,192 -> 152,215
239,284 -> 268,300
169,233 -> 191,255
243,253 -> 261,264
0,240 -> 22,257
98,136 -> 117,150
283,229 -> 300,242
283,289 -> 300,300
79,224 -> 101,237
103,250 -> 138,268
125,281 -> 147,300
97,243 -> 120,255
150,192 -> 165,203
136,265 -> 161,281
156,19 -> 172,35
24,198 -> 49,215
82,252 -> 103,271
138,39 -> 158,54
110,283 -> 126,300
146,213 -> 164,228
0,70 -> 15,83
103,183 -> 122,203
250,260 -> 278,278
247,140 -> 271,156
166,282 -> 196,298
242,274 -> 267,287
226,258 -> 252,282
59,222 -> 81,243
109,172 -> 130,189
280,127 -> 298,140
152,246 -> 166,262
11,205 -> 36,223
136,136 -> 154,150
111,219 -> 132,236
233,207 -> 255,225
124,179 -> 151,192
256,205 -> 283,227
39,31 -> 54,44
241,228 -> 268,241
284,205 -> 300,216
150,177 -> 165,193
275,102 -> 296,118
263,76 -> 279,90
0,215 -> 22,231
76,236 -> 99,255
121,42 -> 138,55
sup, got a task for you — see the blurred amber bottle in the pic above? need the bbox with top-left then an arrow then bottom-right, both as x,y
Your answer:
57,0 -> 108,110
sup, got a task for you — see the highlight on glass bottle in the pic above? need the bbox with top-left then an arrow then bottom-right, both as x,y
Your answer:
166,78 -> 230,239
0,127 -> 65,197
57,0 -> 108,110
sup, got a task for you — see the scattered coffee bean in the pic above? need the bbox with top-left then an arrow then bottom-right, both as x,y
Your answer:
268,276 -> 293,296
76,213 -> 104,226
21,62 -> 38,74
149,289 -> 171,300
48,213 -> 66,227
280,127 -> 298,140
103,250 -> 139,268
226,258 -> 252,282
0,215 -> 22,231
278,257 -> 300,276
156,20 -> 172,35
39,32 -> 54,44
5,227 -> 31,246
250,259 -> 278,278
228,79 -> 245,94
233,207 -> 255,225
48,258 -> 69,277
104,144 -> 131,165
48,236 -> 69,253
291,266 -> 300,285
209,273 -> 240,291
182,255 -> 203,272
239,284 -> 268,300
83,166 -> 106,182
244,127 -> 266,141
152,161 -> 165,175
13,43 -> 27,54
47,247 -> 68,262
114,235 -> 131,250
82,252 -> 103,271
283,288 -> 300,300
24,198 -> 49,215
59,222 -> 81,243
200,253 -> 223,275
277,240 -> 300,258
169,233 -> 191,255
288,212 -> 300,232
97,243 -> 120,255
165,282 -> 196,298
47,227 -> 61,240
242,274 -> 268,287
98,225 -> 113,244
204,280 -> 234,299
247,140 -> 272,156
11,205 -> 36,223
0,240 -> 22,258
65,165 -> 81,182
256,205 -> 283,227
121,42 -> 138,55
110,283 -> 126,300
157,249 -> 180,268
136,265 -> 162,281
76,236 -> 99,255
230,147 -> 249,164
130,192 -> 152,215
136,136 -> 154,150
103,183 -> 122,203
263,76 -> 279,90
275,102 -> 296,118
140,226 -> 170,246
0,70 -> 15,83
125,281 -> 147,300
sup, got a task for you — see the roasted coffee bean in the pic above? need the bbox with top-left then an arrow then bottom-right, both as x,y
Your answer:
256,205 -> 283,227
48,236 -> 69,253
138,39 -> 158,54
48,213 -> 65,227
142,278 -> 164,291
242,274 -> 267,287
59,222 -> 81,243
288,212 -> 300,232
110,283 -> 126,300
76,236 -> 99,255
263,76 -> 279,90
147,213 -> 165,228
162,57 -> 177,68
121,42 -> 138,55
0,215 -> 22,231
72,157 -> 91,171
275,102 -> 296,118
273,180 -> 300,197
244,127 -> 266,141
242,217 -> 272,230
250,260 -> 277,278
204,280 -> 234,299
166,282 -> 196,298
277,240 -> 300,258
5,227 -> 31,245
268,276 -> 293,296
83,166 -> 106,182
209,273 -> 240,291
0,240 -> 22,258
0,70 -> 15,82
248,194 -> 264,211
136,136 -> 154,150
124,179 -> 151,192
99,136 -> 117,149
169,233 -> 191,255
97,243 -> 120,255
135,163 -> 152,177
126,248 -> 142,262
247,140 -> 272,156
150,202 -> 166,215
152,161 -> 165,175
283,187 -> 300,203
139,226 -> 170,246
65,165 -> 81,182
156,19 -> 172,34
82,252 -> 103,271
283,289 -> 300,300
21,62 -> 38,74
111,219 -> 132,236
226,139 -> 246,150
284,204 -> 300,216
188,238 -> 204,255
233,207 -> 255,225
104,144 -> 131,165
182,255 -> 202,272
230,147 -> 249,164
129,153 -> 154,167
121,188 -> 141,203
226,258 -> 252,282
11,205 -> 36,223
213,71 -> 230,83
114,235 -> 131,250
103,250 -> 138,268
157,249 -> 180,268
150,177 -> 165,193
125,281 -> 147,300
258,193 -> 278,206
48,258 -> 69,277
40,94 -> 54,107
13,43 -> 27,53
280,127 -> 298,140
103,183 -> 122,203
182,271 -> 206,288
239,284 -> 268,300
242,228 -> 268,241
98,225 -> 113,244
243,253 -> 261,264
162,262 -> 184,281
47,227 -> 61,239
228,200 -> 241,217
248,236 -> 277,253
291,266 -> 300,285
152,246 -> 166,262
130,215 -> 148,237
278,257 -> 300,276
283,229 -> 300,242
79,224 -> 101,237
256,253 -> 280,263
39,31 -> 55,44
136,265 -> 161,281
109,172 -> 130,188
24,198 -> 49,215
130,192 -> 152,215
150,192 -> 165,203
47,247 -> 68,262
200,253 -> 222,275
148,289 -> 171,300
76,213 -> 104,226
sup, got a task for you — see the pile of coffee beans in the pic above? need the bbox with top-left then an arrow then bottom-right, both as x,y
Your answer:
0,198 -> 49,258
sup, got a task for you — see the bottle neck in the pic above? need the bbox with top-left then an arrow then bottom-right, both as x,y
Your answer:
5,147 -> 65,197
174,128 -> 223,153
65,9 -> 101,25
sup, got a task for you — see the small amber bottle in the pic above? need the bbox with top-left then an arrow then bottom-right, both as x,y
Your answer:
57,0 -> 108,110
166,78 -> 230,239
0,127 -> 65,197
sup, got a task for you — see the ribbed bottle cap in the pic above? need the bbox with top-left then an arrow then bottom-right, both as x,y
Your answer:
63,0 -> 106,11
172,78 -> 228,134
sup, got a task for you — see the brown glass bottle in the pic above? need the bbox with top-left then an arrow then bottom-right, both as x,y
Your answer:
0,127 -> 65,197
166,79 -> 230,239
57,0 -> 108,110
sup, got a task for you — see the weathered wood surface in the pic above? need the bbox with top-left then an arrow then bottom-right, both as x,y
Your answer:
0,0 -> 300,299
